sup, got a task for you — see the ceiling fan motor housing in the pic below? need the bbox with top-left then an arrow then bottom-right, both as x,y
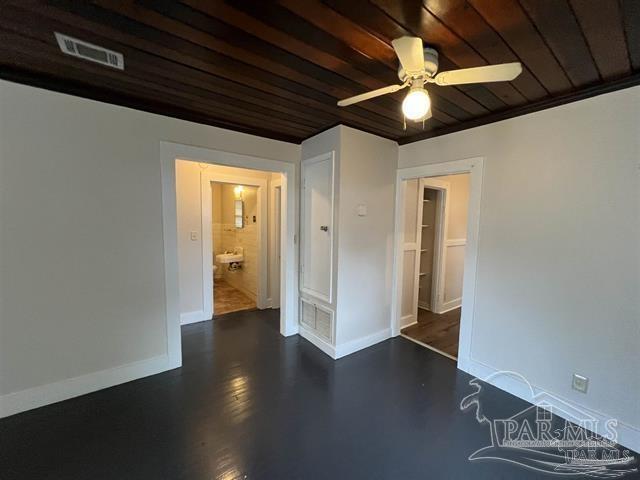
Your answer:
398,47 -> 439,81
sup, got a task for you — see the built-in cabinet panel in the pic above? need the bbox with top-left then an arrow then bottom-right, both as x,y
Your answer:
300,152 -> 336,344
301,152 -> 334,303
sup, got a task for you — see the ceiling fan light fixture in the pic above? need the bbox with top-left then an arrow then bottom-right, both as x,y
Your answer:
402,87 -> 431,121
336,36 -> 522,122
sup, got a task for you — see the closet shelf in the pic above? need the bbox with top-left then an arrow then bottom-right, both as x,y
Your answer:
419,272 -> 427,276
421,224 -> 431,227
420,249 -> 428,252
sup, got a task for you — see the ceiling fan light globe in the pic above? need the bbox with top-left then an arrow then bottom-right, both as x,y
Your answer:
402,88 -> 431,121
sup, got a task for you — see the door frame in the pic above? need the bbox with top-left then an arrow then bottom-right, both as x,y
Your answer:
270,178 -> 282,309
201,171 -> 268,316
391,157 -> 484,372
160,142 -> 298,369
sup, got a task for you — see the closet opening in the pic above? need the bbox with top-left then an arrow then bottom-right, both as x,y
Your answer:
398,173 -> 470,360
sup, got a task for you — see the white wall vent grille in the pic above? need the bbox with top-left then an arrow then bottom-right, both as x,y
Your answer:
299,298 -> 334,343
54,33 -> 124,70
300,299 -> 316,329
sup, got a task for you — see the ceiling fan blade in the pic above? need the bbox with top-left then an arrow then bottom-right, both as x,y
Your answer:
434,62 -> 522,86
391,36 -> 424,75
337,84 -> 407,107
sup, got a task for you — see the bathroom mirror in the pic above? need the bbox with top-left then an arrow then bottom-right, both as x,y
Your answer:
234,200 -> 244,228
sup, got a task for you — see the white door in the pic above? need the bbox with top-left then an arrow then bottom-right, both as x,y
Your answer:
301,153 -> 334,302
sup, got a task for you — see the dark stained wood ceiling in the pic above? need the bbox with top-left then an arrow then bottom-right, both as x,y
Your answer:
1,1 -> 638,144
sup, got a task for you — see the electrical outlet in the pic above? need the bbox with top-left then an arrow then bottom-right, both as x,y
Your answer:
572,373 -> 589,393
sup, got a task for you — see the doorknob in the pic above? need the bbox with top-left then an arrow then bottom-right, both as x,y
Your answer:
320,225 -> 329,232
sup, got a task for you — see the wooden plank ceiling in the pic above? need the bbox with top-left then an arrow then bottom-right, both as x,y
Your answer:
1,1 -> 638,144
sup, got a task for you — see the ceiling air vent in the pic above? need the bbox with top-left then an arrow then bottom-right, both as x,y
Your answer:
54,32 -> 124,70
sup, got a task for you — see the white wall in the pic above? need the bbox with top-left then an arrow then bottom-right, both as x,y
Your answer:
438,174 -> 469,240
437,173 -> 469,306
399,86 -> 640,441
335,127 -> 397,347
176,160 -> 205,315
0,80 -> 299,415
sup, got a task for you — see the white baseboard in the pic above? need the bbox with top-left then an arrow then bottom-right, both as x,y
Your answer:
180,310 -> 210,325
401,320 -> 418,329
0,354 -> 173,418
464,359 -> 640,454
436,297 -> 462,314
335,328 -> 391,359
400,314 -> 415,329
281,323 -> 299,337
298,325 -> 336,358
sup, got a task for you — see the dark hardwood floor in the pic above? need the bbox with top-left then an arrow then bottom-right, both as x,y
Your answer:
1,309 -> 637,479
402,307 -> 461,358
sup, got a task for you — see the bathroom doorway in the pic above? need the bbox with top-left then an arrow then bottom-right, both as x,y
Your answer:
174,157 -> 288,327
211,182 -> 259,316
199,166 -> 283,319
163,142 -> 298,367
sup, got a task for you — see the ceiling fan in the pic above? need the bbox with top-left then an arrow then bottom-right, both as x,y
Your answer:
337,36 -> 522,122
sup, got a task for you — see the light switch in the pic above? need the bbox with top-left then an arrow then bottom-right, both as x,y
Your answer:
357,204 -> 367,216
190,231 -> 198,241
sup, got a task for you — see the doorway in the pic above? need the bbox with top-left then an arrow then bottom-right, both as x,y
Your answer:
399,174 -> 469,359
209,181 -> 260,316
160,142 -> 299,370
391,157 -> 483,370
198,168 -> 271,320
